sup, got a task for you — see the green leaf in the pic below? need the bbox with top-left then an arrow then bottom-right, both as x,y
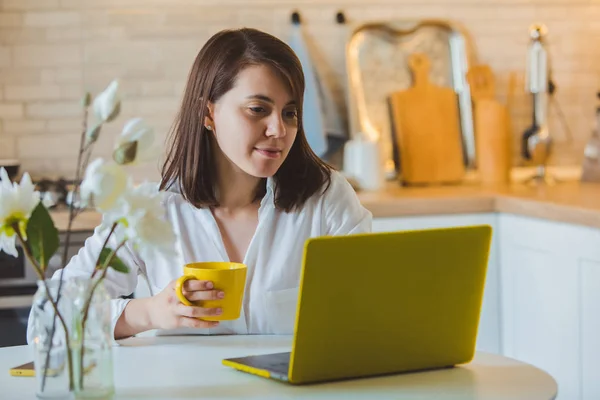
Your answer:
105,101 -> 121,123
85,123 -> 102,146
113,141 -> 137,165
98,247 -> 129,273
26,202 -> 59,271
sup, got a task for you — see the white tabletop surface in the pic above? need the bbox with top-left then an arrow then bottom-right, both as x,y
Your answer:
1,335 -> 557,400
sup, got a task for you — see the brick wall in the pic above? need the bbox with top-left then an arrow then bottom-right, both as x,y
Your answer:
0,0 -> 598,181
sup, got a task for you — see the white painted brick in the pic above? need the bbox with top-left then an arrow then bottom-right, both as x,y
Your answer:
126,25 -> 204,41
82,66 -> 129,90
2,0 -> 61,11
173,80 -> 186,97
89,64 -> 163,84
16,158 -> 67,179
17,133 -> 80,158
0,69 -> 42,85
26,101 -> 81,119
24,11 -> 80,27
83,0 -> 210,7
140,81 -> 176,96
45,28 -> 82,42
0,135 -> 17,159
46,118 -> 81,132
0,103 -> 24,119
83,42 -> 157,66
129,97 -> 179,116
60,84 -> 84,100
3,120 -> 46,134
154,40 -> 199,65
80,10 -> 109,26
0,13 -> 24,27
82,27 -> 125,41
1,0 -> 596,172
0,28 -> 47,45
13,44 -> 81,67
108,9 -> 165,26
60,0 -> 82,8
41,68 -> 83,84
4,85 -> 62,100
164,64 -> 192,80
0,47 -> 11,67
164,9 -> 234,27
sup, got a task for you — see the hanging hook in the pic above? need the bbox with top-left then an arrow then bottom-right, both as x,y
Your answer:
291,11 -> 301,25
336,11 -> 346,24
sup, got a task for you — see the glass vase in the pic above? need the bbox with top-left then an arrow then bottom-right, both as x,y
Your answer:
29,279 -> 75,400
68,277 -> 115,400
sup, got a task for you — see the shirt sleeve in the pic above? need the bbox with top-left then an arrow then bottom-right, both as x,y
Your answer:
26,216 -> 145,345
322,171 -> 373,236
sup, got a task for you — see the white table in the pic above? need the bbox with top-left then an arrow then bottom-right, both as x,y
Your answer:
1,335 -> 557,399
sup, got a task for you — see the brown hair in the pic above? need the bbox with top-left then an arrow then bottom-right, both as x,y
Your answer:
159,28 -> 332,212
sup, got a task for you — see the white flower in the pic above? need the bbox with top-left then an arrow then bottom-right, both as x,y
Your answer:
102,182 -> 163,226
0,168 -> 40,257
0,232 -> 17,258
80,158 -> 128,212
41,191 -> 57,208
129,212 -> 178,261
93,80 -> 120,122
114,118 -> 159,164
100,182 -> 177,260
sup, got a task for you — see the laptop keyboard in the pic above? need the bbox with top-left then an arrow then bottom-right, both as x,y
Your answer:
239,352 -> 291,376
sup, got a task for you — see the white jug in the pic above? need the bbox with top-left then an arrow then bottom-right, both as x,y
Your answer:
343,133 -> 384,191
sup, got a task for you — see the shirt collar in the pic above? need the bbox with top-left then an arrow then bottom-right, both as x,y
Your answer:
167,177 -> 275,204
261,177 -> 275,207
265,176 -> 275,195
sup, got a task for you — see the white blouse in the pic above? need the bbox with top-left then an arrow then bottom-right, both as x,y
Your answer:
27,170 -> 372,342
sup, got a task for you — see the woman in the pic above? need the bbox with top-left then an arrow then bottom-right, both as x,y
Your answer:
31,28 -> 371,341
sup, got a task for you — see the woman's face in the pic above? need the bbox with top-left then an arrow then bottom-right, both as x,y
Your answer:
207,64 -> 299,179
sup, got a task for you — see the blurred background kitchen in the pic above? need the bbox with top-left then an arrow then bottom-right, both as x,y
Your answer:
0,0 -> 598,180
2,1 -> 600,399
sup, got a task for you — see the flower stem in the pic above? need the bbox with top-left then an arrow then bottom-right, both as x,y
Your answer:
13,225 -> 74,391
91,222 -> 118,280
78,239 -> 126,389
41,102 -> 89,392
39,278 -> 74,391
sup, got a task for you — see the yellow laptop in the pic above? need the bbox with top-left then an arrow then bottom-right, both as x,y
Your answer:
222,224 -> 492,384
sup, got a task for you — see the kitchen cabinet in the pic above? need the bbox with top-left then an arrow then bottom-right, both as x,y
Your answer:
499,213 -> 600,400
374,211 -> 600,400
372,213 -> 502,356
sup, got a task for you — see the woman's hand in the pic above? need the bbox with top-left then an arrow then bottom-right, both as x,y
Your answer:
148,279 -> 224,330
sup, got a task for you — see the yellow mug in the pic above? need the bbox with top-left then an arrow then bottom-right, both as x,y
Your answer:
175,262 -> 247,321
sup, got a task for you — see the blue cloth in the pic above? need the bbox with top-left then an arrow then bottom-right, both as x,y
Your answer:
288,25 -> 329,158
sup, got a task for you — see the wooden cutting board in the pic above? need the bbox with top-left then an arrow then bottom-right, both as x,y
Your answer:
389,53 -> 465,185
466,64 -> 511,185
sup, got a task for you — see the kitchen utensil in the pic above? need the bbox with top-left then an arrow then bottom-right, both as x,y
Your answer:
466,64 -> 511,185
345,20 -> 476,180
34,178 -> 69,209
522,23 -> 556,185
343,132 -> 384,191
0,159 -> 20,181
389,53 -> 465,185
581,92 -> 600,183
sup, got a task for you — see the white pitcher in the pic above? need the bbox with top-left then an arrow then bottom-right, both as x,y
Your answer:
343,133 -> 384,191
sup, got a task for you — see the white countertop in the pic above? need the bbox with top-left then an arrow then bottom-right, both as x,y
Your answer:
47,166 -> 600,232
0,295 -> 32,310
1,335 -> 557,399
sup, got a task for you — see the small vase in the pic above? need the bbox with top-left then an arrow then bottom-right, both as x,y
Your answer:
30,279 -> 75,400
68,277 -> 115,400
